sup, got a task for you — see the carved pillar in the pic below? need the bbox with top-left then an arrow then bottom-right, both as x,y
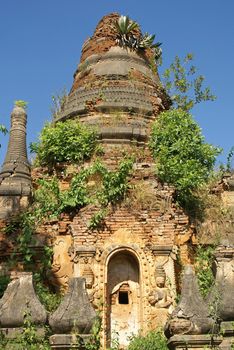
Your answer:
69,246 -> 96,290
212,245 -> 234,349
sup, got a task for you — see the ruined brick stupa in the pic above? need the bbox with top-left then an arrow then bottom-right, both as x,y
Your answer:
0,13 -> 234,350
49,13 -> 183,348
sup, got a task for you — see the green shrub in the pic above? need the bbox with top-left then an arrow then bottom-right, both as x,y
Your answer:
30,120 -> 98,166
33,273 -> 62,312
0,124 -> 7,149
195,245 -> 215,297
128,329 -> 168,350
0,312 -> 51,349
149,109 -> 221,208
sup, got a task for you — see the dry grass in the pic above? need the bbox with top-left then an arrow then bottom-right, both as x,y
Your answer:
124,180 -> 171,212
193,178 -> 234,244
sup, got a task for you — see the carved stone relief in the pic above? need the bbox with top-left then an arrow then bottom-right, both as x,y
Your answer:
51,235 -> 73,289
69,245 -> 96,299
148,265 -> 173,309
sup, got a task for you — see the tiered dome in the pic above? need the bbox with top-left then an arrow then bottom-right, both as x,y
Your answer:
57,13 -> 170,144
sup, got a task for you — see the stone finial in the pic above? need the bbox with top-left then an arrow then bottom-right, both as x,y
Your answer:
165,265 -> 214,338
210,244 -> 234,321
0,272 -> 47,327
49,277 -> 96,334
0,104 -> 31,194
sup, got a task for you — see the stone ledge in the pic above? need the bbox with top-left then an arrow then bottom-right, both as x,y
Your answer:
49,334 -> 91,350
167,334 -> 222,350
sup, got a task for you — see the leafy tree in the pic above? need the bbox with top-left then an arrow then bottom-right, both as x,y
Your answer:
162,53 -> 216,111
149,109 -> 221,207
30,120 -> 98,166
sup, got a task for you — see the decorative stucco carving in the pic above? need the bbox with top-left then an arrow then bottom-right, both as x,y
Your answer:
69,245 -> 96,264
51,236 -> 73,289
148,265 -> 173,309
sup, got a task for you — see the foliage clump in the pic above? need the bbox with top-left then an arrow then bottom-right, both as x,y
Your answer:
30,120 -> 98,167
150,108 -> 221,209
3,209 -> 60,313
127,329 -> 168,350
195,245 -> 215,298
0,313 -> 51,350
14,100 -> 28,109
114,15 -> 162,62
0,124 -> 7,149
33,158 -> 133,228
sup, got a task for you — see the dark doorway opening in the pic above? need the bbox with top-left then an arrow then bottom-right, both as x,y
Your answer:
119,291 -> 129,304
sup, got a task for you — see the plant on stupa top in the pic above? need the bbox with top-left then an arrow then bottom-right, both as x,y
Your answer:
114,15 -> 139,36
114,15 -> 139,49
138,33 -> 162,60
14,100 -> 28,109
114,15 -> 162,61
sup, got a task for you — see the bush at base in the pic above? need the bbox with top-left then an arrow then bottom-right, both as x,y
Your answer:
127,329 -> 168,350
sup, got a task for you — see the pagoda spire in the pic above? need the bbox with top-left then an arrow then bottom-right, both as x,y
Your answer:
0,104 -> 31,197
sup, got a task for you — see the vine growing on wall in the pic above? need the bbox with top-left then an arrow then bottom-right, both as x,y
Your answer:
3,202 -> 61,312
33,158 -> 134,228
195,245 -> 216,298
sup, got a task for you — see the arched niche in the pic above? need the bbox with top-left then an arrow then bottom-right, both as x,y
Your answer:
106,250 -> 141,348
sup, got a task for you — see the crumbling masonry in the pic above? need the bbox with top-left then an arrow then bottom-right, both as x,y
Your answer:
0,13 -> 234,350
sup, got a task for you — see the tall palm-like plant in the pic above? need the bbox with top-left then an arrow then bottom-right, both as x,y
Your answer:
139,33 -> 162,61
114,15 -> 138,35
114,15 -> 162,62
114,15 -> 139,48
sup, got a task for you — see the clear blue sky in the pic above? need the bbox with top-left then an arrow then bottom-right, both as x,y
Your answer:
0,0 -> 233,166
